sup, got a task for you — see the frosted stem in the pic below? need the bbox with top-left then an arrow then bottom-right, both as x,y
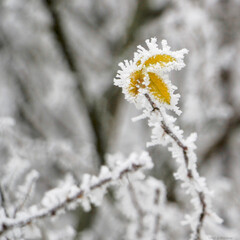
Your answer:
145,93 -> 207,240
13,176 -> 38,218
0,159 -> 148,237
152,187 -> 161,240
0,185 -> 10,218
127,180 -> 146,238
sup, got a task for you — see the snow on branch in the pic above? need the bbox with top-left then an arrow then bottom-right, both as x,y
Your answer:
145,96 -> 222,240
114,38 -> 222,240
0,151 -> 153,237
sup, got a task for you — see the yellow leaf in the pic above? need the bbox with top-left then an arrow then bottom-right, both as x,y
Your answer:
148,72 -> 171,104
128,70 -> 145,97
136,60 -> 141,66
144,54 -> 175,68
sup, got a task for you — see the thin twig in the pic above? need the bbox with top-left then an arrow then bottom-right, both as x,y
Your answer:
145,93 -> 207,240
127,179 -> 146,238
0,184 -> 10,218
13,177 -> 37,218
152,188 -> 161,240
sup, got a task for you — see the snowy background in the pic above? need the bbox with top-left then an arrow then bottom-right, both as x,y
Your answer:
0,0 -> 240,239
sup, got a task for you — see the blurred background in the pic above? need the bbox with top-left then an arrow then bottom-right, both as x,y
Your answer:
0,0 -> 240,239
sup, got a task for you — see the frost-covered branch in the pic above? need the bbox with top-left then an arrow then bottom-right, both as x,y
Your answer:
0,185 -> 9,219
0,152 -> 152,237
116,172 -> 166,240
126,177 -> 165,240
13,170 -> 39,218
152,186 -> 163,240
127,181 -> 146,238
145,93 -> 210,240
114,38 -> 222,240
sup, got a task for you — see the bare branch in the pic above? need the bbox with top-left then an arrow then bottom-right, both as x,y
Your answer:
0,185 -> 10,218
42,0 -> 106,165
202,115 -> 240,164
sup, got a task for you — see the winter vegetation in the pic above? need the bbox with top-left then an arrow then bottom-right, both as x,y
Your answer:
0,0 -> 240,240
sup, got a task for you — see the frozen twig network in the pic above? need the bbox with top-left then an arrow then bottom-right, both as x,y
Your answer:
0,152 -> 152,237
